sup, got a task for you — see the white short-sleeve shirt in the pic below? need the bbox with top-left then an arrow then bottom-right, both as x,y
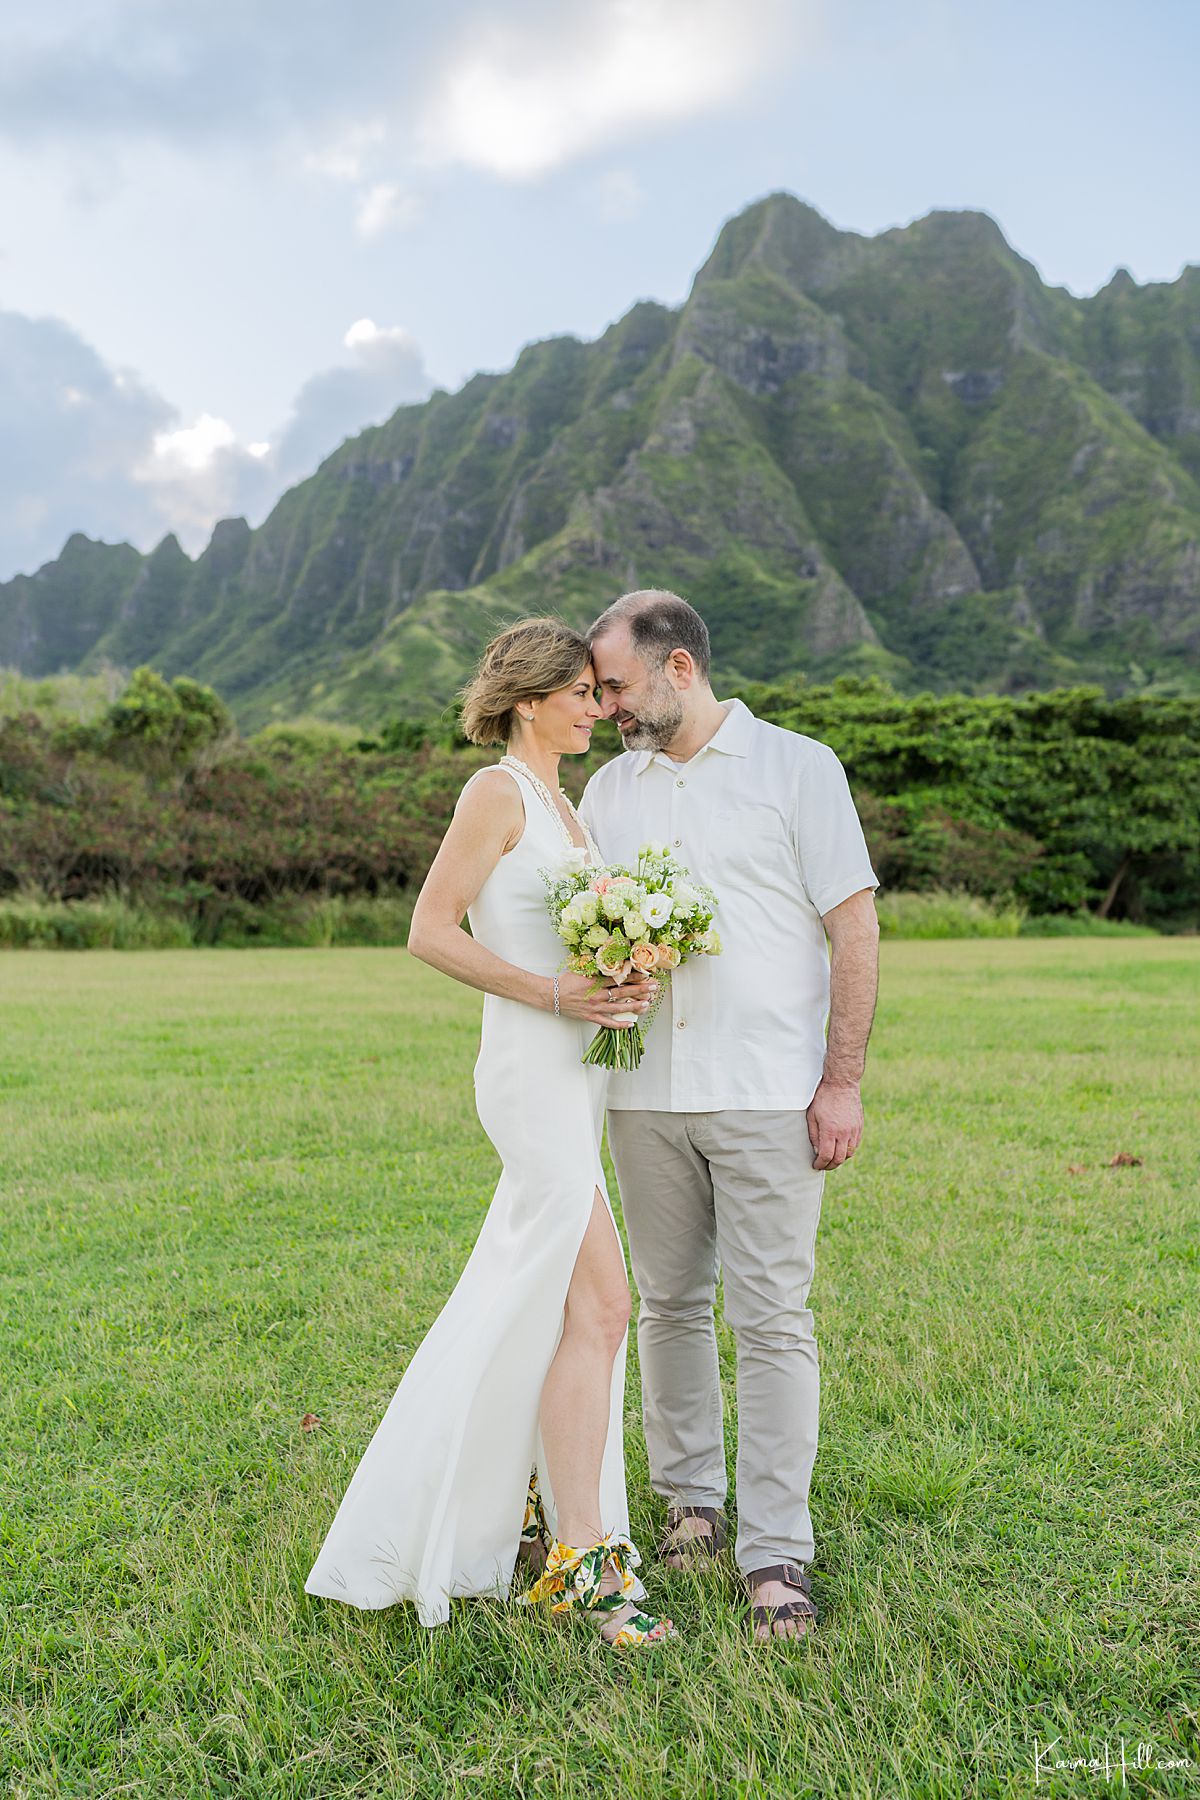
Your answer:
578,697 -> 879,1113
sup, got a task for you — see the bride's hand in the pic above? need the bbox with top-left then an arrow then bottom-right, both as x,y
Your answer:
552,970 -> 659,1027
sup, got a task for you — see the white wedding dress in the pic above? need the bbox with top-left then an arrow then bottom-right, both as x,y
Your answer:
304,758 -> 641,1626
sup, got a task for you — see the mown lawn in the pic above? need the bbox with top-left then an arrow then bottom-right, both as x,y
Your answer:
2,943 -> 1197,1799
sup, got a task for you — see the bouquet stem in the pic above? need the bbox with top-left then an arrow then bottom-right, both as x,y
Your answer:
582,1023 -> 646,1071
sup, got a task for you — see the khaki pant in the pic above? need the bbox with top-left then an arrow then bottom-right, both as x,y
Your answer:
607,1109 -> 824,1574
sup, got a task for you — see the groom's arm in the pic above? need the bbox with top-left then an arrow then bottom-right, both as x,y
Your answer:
787,740 -> 880,1174
807,889 -> 880,1171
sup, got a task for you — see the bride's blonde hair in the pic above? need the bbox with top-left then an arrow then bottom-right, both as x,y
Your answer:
458,616 -> 591,747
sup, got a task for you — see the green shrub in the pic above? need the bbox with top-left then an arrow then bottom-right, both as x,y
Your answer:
1018,911 -> 1158,937
875,888 -> 1025,938
205,889 -> 415,949
750,675 -> 1200,926
326,892 -> 415,946
3,666 -> 1197,942
0,886 -> 416,951
0,891 -> 193,949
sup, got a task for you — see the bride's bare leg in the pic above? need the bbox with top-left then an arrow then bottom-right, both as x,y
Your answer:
536,1190 -> 674,1644
539,1189 -> 630,1548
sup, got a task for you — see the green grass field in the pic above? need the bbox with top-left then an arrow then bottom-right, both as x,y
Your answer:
2,943 -> 1197,1798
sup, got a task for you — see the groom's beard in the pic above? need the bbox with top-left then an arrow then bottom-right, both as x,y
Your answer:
618,675 -> 685,752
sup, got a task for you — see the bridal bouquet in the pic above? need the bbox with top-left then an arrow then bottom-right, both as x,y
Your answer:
540,842 -> 722,1071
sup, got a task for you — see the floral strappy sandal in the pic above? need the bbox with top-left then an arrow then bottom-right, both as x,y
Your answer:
519,1528 -> 678,1650
515,1467 -> 552,1574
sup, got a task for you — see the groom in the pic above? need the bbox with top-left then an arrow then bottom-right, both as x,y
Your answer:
578,588 -> 880,1643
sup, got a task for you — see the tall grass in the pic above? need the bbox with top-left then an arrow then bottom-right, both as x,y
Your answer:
1,885 -> 1163,951
0,889 -> 415,950
0,890 -> 193,949
0,664 -> 121,722
875,887 -> 1025,938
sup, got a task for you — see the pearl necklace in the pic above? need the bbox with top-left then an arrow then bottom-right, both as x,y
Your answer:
499,753 -> 601,863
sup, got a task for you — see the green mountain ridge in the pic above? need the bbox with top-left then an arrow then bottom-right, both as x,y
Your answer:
3,193 -> 1198,725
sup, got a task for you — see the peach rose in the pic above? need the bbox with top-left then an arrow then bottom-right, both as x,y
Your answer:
654,942 -> 681,969
595,938 -> 633,982
629,940 -> 658,973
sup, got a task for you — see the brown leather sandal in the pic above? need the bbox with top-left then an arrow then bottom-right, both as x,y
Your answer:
656,1504 -> 727,1567
745,1562 -> 819,1639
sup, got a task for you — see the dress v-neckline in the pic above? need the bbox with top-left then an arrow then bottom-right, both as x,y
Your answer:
499,754 -> 600,864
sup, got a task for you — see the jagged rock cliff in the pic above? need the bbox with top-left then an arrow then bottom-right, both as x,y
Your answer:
3,193 -> 1197,723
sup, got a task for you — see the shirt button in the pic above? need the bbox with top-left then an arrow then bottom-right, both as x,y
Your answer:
675,777 -> 686,788
676,1018 -> 687,1029
673,837 -> 682,847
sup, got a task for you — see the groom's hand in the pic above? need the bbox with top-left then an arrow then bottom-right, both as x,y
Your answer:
806,1077 -> 864,1170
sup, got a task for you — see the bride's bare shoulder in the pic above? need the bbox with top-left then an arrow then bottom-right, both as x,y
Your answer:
456,764 -> 524,807
453,766 -> 525,845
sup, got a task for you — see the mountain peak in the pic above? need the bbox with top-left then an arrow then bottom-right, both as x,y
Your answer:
903,207 -> 1011,249
149,531 -> 189,562
4,191 -> 1198,710
693,190 -> 848,294
206,516 -> 251,550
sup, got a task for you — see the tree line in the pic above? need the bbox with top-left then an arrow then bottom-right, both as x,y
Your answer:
1,668 -> 1196,938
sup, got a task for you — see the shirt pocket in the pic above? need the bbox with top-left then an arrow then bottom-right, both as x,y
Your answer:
708,801 -> 796,887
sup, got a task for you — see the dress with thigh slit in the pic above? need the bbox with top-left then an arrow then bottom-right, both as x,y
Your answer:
303,759 -> 638,1626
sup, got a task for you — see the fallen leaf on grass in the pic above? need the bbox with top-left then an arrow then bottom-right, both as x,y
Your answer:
1066,1163 -> 1088,1174
1107,1152 -> 1143,1167
300,1413 -> 322,1432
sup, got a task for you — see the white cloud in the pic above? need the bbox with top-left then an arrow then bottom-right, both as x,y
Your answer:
0,1 -> 795,242
270,317 -> 431,477
419,0 -> 793,179
344,318 -> 418,354
142,412 -> 237,476
130,421 -> 274,553
0,307 -> 434,579
354,181 -> 423,238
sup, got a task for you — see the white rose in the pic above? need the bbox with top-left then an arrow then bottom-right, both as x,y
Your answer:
557,847 -> 588,876
670,882 -> 699,913
642,893 -> 674,928
623,911 -> 649,940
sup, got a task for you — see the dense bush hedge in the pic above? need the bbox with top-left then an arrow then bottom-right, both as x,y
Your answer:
745,677 -> 1200,928
1,666 -> 1196,940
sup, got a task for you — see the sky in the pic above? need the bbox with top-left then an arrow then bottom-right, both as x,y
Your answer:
2,0 -> 1198,583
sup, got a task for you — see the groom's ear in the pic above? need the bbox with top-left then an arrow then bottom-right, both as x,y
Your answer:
667,647 -> 698,688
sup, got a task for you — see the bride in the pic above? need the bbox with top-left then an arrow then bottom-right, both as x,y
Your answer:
304,617 -> 677,1650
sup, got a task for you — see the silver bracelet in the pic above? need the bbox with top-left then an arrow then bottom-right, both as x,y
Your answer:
552,974 -> 560,1016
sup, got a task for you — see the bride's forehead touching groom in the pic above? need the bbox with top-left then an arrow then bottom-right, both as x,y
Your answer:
578,587 -> 881,1640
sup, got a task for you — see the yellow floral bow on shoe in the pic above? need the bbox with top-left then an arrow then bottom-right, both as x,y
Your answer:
520,1530 -> 640,1614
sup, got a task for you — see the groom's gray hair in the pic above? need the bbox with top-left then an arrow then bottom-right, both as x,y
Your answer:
587,588 -> 711,680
